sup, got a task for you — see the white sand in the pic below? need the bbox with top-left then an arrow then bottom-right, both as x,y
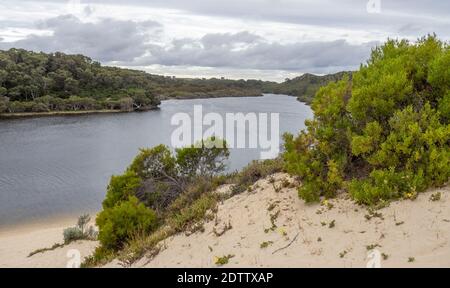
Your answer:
0,217 -> 98,268
118,173 -> 450,268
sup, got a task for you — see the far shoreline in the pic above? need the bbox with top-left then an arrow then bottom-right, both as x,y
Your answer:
0,210 -> 99,236
0,93 -> 280,120
0,94 -> 309,120
0,109 -> 125,119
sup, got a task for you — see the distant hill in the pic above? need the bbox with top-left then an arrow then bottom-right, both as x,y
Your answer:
266,71 -> 352,104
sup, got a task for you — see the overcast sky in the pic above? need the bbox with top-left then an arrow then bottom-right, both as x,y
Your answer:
0,0 -> 449,81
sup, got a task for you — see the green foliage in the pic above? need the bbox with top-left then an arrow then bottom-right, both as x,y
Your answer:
96,196 -> 158,251
215,254 -> 234,266
266,72 -> 352,104
128,145 -> 176,180
0,96 -> 8,113
349,169 -> 416,205
438,91 -> 450,123
283,76 -> 351,202
176,137 -> 230,179
260,241 -> 273,248
103,171 -> 142,209
284,35 -> 450,205
429,192 -> 441,202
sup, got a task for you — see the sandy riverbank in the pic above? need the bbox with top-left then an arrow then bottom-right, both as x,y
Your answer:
0,216 -> 98,268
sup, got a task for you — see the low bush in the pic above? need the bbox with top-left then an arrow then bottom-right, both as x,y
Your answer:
96,196 -> 158,251
63,214 -> 97,244
168,193 -> 217,232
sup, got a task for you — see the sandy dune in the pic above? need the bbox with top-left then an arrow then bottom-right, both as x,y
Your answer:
117,173 -> 450,268
1,173 -> 449,268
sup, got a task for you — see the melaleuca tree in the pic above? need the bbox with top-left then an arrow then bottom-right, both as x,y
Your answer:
284,35 -> 450,205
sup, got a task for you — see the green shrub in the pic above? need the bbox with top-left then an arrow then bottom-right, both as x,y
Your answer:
96,196 -> 158,251
284,35 -> 450,205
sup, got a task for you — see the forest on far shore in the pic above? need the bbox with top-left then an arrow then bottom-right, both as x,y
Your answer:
0,48 -> 347,114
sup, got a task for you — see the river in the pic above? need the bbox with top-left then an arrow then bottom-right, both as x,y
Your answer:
0,94 -> 312,229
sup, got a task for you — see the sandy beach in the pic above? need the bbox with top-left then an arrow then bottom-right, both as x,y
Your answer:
0,216 -> 98,268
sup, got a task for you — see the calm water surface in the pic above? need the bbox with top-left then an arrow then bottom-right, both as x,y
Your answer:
0,94 -> 312,229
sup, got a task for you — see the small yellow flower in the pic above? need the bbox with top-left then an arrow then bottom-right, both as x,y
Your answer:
278,227 -> 287,236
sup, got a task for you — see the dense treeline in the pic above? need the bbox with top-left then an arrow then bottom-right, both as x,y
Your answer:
0,48 -> 347,115
284,35 -> 450,205
0,49 -> 268,114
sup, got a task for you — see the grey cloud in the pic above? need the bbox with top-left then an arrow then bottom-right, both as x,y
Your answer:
201,32 -> 263,48
1,15 -> 161,62
10,0 -> 450,40
82,0 -> 450,38
133,32 -> 377,73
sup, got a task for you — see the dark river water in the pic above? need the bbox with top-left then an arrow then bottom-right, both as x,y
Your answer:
0,94 -> 312,229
